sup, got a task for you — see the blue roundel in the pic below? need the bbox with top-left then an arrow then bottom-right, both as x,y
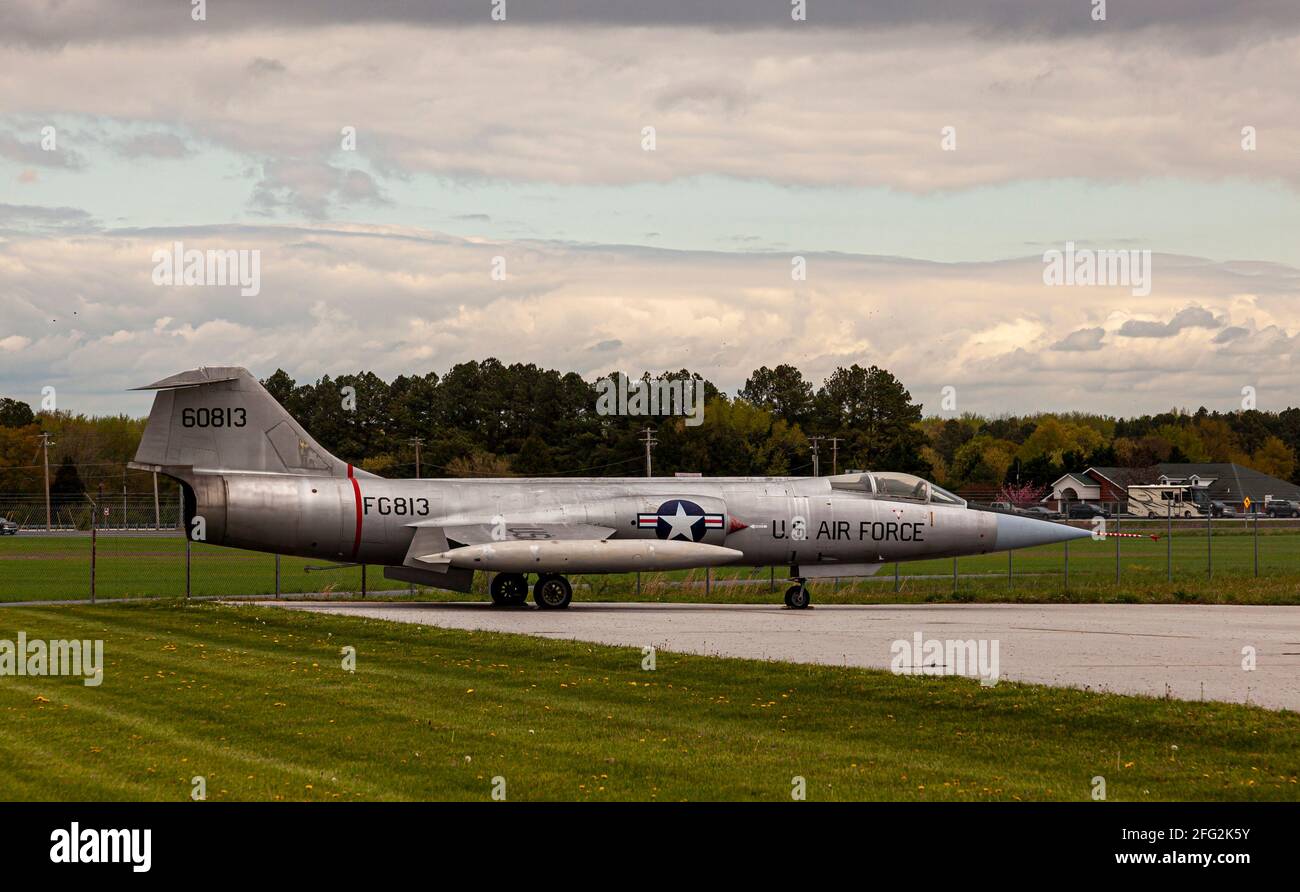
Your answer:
636,499 -> 725,542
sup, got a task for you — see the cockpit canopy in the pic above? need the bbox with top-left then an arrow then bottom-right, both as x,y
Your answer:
828,471 -> 966,507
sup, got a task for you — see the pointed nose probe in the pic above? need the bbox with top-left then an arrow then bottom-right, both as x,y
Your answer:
993,512 -> 1094,551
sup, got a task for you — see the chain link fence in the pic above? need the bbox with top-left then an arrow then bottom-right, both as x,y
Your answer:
2,498 -> 1296,603
0,495 -> 182,532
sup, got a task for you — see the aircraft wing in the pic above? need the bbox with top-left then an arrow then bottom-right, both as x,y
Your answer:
436,522 -> 616,547
800,562 -> 883,578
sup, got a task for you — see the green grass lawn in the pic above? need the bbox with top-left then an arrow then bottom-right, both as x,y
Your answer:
0,602 -> 1295,801
3,529 -> 1299,604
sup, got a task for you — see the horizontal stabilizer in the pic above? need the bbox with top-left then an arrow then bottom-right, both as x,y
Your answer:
132,367 -> 245,390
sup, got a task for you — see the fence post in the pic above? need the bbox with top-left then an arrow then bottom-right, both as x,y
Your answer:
152,471 -> 160,530
1115,511 -> 1121,583
90,509 -> 97,605
1207,511 -> 1212,579
275,554 -> 281,599
1254,511 -> 1259,577
1167,501 -> 1172,581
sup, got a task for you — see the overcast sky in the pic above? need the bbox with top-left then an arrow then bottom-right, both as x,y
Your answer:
2,1 -> 1298,417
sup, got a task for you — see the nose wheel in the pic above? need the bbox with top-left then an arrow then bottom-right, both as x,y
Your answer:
490,572 -> 529,607
784,581 -> 810,609
533,574 -> 573,609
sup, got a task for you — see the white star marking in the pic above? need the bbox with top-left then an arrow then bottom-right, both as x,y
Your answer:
661,503 -> 701,541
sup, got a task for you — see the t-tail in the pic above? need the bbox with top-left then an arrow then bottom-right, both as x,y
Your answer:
128,366 -> 371,555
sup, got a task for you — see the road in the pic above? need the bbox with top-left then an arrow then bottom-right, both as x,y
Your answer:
249,601 -> 1300,710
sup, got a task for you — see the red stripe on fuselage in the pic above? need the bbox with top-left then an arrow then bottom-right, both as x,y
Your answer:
348,463 -> 362,560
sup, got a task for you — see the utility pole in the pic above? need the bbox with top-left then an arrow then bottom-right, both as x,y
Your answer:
808,436 -> 824,477
408,437 -> 425,478
827,436 -> 843,476
639,427 -> 658,478
38,432 -> 53,531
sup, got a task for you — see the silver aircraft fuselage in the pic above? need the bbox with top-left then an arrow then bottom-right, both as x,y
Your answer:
206,471 -> 997,569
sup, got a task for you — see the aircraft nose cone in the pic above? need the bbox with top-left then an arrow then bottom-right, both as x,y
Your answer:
993,512 -> 1093,551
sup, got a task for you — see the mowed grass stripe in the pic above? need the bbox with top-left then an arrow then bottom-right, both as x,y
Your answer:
0,632 -> 417,801
0,602 -> 1295,801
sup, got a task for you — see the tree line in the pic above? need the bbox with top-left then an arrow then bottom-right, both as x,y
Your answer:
1,360 -> 1297,501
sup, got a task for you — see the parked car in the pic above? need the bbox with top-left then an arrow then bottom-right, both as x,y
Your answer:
1210,500 -> 1238,518
0,517 -> 17,535
1265,500 -> 1298,518
1018,506 -> 1062,520
1066,502 -> 1110,520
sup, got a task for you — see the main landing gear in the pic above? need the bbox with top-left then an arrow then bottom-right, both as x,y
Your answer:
489,572 -> 529,607
784,579 -> 811,610
489,573 -> 573,609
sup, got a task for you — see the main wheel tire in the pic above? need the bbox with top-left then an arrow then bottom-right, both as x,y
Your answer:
784,583 -> 810,609
533,575 -> 573,609
490,572 -> 529,606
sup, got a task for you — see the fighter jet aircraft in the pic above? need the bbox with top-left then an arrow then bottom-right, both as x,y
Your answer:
129,367 -> 1092,609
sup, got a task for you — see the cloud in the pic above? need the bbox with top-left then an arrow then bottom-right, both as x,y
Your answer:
111,132 -> 192,159
3,1 -> 1297,45
1,224 -> 1296,416
248,57 -> 287,76
1051,327 -> 1105,351
1213,325 -> 1249,343
0,203 -> 98,234
1117,305 -> 1223,338
250,159 -> 386,219
0,131 -> 84,169
2,25 -> 1299,192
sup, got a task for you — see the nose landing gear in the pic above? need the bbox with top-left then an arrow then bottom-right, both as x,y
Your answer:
784,580 -> 810,609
